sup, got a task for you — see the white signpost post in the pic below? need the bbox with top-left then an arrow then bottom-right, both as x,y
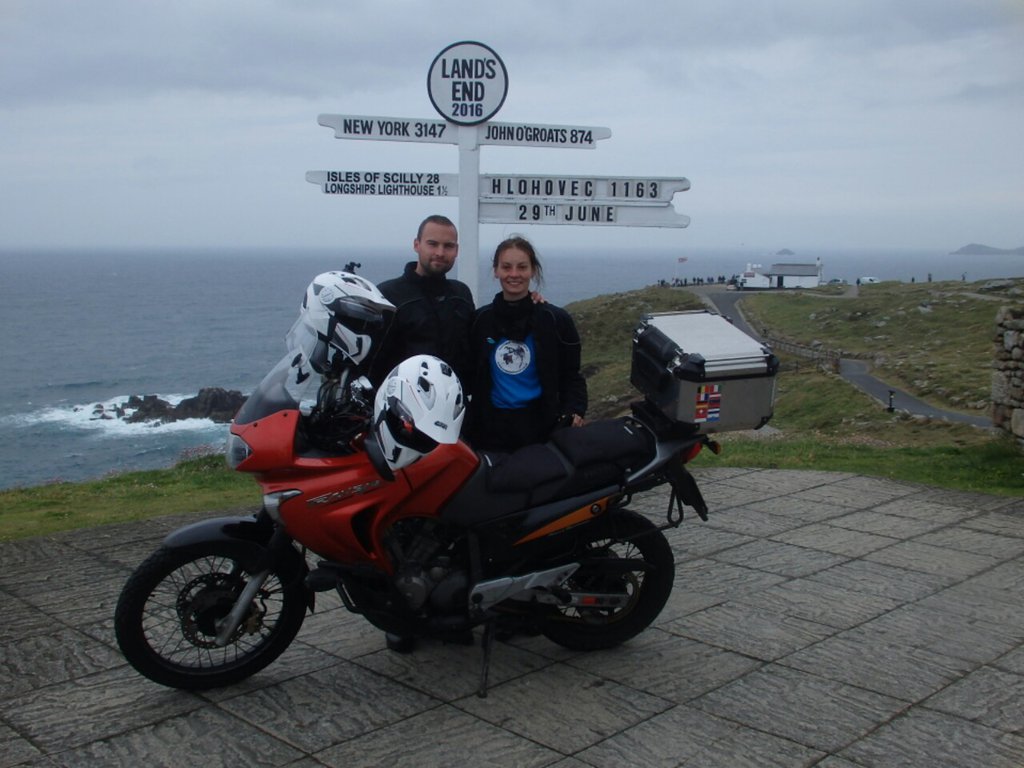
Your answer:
308,41 -> 690,301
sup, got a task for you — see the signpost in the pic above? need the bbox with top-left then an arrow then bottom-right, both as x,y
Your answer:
307,41 -> 690,301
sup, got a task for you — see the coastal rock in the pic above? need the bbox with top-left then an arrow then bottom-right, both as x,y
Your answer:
125,395 -> 174,423
122,389 -> 247,424
173,388 -> 247,422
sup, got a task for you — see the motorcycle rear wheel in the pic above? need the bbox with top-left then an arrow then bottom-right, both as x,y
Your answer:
114,542 -> 307,690
541,510 -> 674,651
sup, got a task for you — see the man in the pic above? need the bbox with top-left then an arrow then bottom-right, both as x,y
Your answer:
370,215 -> 475,386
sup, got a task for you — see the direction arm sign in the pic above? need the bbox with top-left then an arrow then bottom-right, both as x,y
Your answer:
318,114 -> 457,144
479,201 -> 690,227
306,170 -> 458,196
479,121 -> 611,149
480,175 -> 689,202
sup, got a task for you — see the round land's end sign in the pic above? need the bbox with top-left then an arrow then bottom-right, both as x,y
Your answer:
428,41 -> 508,126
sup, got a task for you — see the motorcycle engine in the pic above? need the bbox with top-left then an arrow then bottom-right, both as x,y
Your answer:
385,518 -> 467,613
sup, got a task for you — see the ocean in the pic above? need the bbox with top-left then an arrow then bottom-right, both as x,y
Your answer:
1,246 -> 1020,490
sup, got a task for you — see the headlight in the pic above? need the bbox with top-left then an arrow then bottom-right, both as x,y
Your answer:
226,432 -> 252,469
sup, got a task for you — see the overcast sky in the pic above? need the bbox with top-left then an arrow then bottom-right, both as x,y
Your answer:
2,0 -> 1022,256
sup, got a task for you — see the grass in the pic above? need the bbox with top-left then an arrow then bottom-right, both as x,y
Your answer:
739,278 -> 1023,413
1,281 -> 1021,542
0,455 -> 255,541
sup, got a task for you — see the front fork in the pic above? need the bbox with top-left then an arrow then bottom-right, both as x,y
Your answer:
215,569 -> 271,645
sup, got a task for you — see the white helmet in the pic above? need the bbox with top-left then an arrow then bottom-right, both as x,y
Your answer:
372,355 -> 465,472
285,271 -> 394,374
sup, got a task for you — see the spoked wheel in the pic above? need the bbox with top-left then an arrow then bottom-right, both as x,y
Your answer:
114,543 -> 307,690
541,510 -> 674,651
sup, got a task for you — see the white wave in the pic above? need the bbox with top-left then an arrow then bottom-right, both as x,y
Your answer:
0,394 -> 230,439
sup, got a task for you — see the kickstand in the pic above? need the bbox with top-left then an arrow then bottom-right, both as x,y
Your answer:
477,619 -> 496,698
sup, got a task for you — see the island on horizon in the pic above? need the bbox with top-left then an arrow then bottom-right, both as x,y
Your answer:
950,243 -> 1024,255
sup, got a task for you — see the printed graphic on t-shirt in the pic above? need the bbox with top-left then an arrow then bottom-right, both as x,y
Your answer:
495,339 -> 531,375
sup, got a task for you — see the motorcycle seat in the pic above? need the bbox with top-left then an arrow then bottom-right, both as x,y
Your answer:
486,418 -> 655,504
442,419 -> 658,527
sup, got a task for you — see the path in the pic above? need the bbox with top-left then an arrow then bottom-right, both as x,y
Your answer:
693,286 -> 993,428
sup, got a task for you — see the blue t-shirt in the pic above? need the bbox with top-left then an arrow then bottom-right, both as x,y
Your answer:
489,334 -> 542,408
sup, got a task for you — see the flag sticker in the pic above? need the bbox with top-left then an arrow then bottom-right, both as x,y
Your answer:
694,384 -> 722,423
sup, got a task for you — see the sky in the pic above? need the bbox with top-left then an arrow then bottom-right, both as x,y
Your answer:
2,0 -> 1023,257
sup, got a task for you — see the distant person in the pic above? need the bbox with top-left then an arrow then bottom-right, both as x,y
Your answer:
466,236 -> 587,453
370,215 -> 475,385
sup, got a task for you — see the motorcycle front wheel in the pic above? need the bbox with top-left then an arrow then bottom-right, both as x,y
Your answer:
114,542 -> 307,690
541,509 -> 674,651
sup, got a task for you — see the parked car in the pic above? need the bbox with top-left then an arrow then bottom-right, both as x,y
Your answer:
858,276 -> 880,284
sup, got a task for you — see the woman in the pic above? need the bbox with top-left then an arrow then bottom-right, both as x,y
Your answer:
467,236 -> 587,452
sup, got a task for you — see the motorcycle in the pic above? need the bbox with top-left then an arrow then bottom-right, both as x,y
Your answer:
114,272 -> 721,697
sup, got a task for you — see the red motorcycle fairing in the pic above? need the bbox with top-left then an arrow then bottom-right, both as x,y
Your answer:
233,410 -> 479,566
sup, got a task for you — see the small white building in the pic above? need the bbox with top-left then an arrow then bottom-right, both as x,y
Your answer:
738,259 -> 822,289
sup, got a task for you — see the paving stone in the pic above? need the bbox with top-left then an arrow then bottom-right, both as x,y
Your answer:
916,525 -> 1024,559
0,721 -> 43,768
827,509 -> 946,538
293,604 -> 391,659
858,604 -> 1021,664
693,664 -> 906,753
19,574 -> 126,628
565,628 -> 762,703
772,523 -> 898,557
702,506 -> 808,537
915,581 -> 1024,632
711,539 -> 848,577
699,481 -> 777,508
730,578 -> 902,629
737,495 -> 854,524
911,487 -> 1020,514
964,511 -> 1024,538
780,631 -> 974,701
744,468 -> 857,494
924,666 -> 1024,733
664,602 -> 835,661
840,708 -> 1024,768
0,540 -> 112,594
671,525 -> 754,562
45,706 -> 303,768
653,584 -> 724,624
217,661 -> 437,753
196,644 -> 349,703
804,558 -> 953,603
455,664 -> 671,754
873,497 -> 978,525
0,591 -> 63,642
354,638 -> 552,701
864,540 -> 1001,579
315,705 -> 560,768
0,626 -> 124,697
994,646 -> 1024,675
575,702 -> 824,768
790,477 -> 917,510
965,558 -> 1024,592
674,558 -> 787,597
0,667 -> 203,751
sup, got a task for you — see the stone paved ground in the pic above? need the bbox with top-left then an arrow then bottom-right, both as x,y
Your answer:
2,467 -> 1022,767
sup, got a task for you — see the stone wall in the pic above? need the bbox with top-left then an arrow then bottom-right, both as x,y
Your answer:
992,306 -> 1024,439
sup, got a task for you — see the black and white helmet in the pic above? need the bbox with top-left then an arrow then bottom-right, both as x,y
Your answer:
285,271 -> 394,374
372,355 -> 465,471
